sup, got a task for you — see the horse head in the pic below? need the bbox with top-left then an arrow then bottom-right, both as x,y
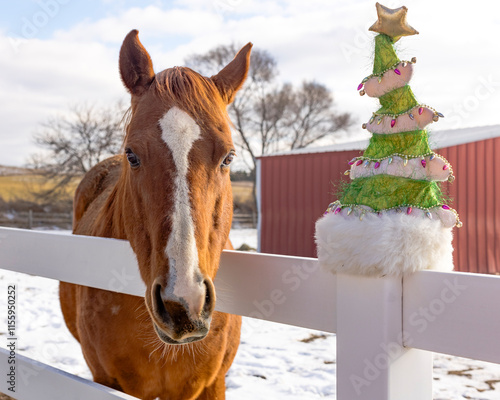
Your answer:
118,30 -> 251,345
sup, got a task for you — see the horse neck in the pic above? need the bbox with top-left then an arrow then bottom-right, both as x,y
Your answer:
103,167 -> 151,247
89,166 -> 132,240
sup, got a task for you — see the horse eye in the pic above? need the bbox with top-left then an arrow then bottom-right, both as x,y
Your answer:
125,148 -> 140,168
221,151 -> 236,168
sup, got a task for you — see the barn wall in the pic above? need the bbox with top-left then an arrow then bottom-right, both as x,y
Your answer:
259,136 -> 500,274
440,138 -> 500,274
260,149 -> 361,259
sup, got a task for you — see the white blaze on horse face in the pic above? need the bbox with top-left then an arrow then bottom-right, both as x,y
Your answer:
159,107 -> 204,317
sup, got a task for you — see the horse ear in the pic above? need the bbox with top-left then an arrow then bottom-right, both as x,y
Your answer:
212,43 -> 252,105
119,30 -> 155,96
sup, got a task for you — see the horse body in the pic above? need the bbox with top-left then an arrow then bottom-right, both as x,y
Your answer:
60,30 -> 251,400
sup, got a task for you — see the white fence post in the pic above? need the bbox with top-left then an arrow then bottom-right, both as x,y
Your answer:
336,273 -> 432,400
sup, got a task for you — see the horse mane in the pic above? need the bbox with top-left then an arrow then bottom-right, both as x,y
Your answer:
153,67 -> 230,129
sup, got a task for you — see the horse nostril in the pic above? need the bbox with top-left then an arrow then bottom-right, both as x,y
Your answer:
202,278 -> 216,316
152,281 -> 197,330
153,282 -> 170,324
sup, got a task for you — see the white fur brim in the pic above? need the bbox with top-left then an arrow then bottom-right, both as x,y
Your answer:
315,212 -> 453,277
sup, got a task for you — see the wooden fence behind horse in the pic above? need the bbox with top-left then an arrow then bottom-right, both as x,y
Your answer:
0,211 -> 255,230
0,227 -> 499,399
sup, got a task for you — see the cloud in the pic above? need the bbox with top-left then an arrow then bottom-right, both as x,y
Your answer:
52,5 -> 222,45
0,33 -> 125,166
1,0 -> 500,167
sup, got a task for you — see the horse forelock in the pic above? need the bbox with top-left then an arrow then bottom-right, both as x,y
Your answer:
121,67 -> 230,152
153,67 -> 229,130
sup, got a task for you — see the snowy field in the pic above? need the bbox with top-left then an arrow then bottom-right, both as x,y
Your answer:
1,228 -> 500,399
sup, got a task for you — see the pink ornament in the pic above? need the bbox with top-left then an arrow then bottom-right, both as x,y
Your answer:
348,158 -> 356,165
421,159 -> 427,168
357,83 -> 364,91
394,68 -> 401,75
407,207 -> 412,215
356,160 -> 363,166
374,162 -> 380,169
391,119 -> 396,128
418,107 -> 424,115
334,207 -> 341,215
442,205 -> 451,210
443,164 -> 449,170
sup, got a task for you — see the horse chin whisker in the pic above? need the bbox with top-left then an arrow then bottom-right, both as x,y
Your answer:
145,334 -> 210,366
148,339 -> 165,362
189,343 -> 198,364
130,294 -> 212,366
134,302 -> 149,316
163,344 -> 177,365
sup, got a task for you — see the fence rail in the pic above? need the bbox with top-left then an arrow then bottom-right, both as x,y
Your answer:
0,349 -> 136,400
0,227 -> 499,399
231,212 -> 257,228
0,211 -> 254,230
0,211 -> 72,229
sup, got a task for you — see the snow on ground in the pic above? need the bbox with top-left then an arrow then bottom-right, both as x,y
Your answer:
227,320 -> 336,399
227,227 -> 258,250
0,228 -> 499,399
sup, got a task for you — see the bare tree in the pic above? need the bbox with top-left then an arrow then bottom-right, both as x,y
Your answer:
186,44 -> 353,207
29,102 -> 127,201
282,81 -> 352,150
187,45 -> 279,168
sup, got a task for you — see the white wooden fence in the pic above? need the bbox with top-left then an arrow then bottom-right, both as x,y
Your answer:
0,226 -> 499,399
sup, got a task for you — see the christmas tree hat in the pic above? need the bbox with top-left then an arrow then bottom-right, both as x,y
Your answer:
315,3 -> 462,277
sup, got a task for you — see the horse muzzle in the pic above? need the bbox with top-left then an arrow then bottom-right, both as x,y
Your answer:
153,322 -> 209,345
149,277 -> 215,345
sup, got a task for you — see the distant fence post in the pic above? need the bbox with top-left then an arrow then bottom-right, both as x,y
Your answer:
28,209 -> 33,229
336,274 -> 432,399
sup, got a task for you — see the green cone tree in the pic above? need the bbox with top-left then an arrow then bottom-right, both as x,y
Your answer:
315,3 -> 461,277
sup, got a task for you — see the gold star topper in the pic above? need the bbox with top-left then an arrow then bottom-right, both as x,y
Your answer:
369,3 -> 419,42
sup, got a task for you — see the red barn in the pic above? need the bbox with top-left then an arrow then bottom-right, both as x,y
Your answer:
257,125 -> 500,274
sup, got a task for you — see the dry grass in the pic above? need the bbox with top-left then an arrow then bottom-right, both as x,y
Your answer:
0,174 -> 79,203
232,181 -> 254,212
0,172 -> 254,212
299,333 -> 329,343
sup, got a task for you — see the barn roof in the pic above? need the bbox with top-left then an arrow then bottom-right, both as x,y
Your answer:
260,124 -> 500,157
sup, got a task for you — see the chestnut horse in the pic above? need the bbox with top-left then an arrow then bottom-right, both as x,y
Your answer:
59,30 -> 252,399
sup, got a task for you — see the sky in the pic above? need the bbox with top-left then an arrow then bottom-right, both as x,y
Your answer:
1,0 -> 500,167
